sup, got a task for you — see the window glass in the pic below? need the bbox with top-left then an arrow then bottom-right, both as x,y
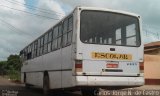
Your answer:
63,34 -> 67,46
108,38 -> 112,44
48,30 -> 52,42
80,10 -> 140,47
40,47 -> 43,55
28,45 -> 31,53
116,28 -> 121,40
63,19 -> 68,33
58,24 -> 62,36
35,49 -> 37,57
40,36 -> 44,46
32,51 -> 34,58
127,36 -> 136,46
116,40 -> 122,45
31,43 -> 34,58
32,43 -> 34,50
52,39 -> 57,50
126,24 -> 136,37
44,33 -> 48,44
43,44 -> 48,54
68,17 -> 73,31
38,39 -> 41,48
27,45 -> 32,60
47,43 -> 51,52
34,41 -> 38,50
54,26 -> 58,38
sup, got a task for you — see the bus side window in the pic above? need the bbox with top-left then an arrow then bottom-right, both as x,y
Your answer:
43,33 -> 48,54
52,26 -> 58,50
57,24 -> 62,49
62,19 -> 68,47
27,45 -> 32,60
24,48 -> 27,61
40,36 -> 44,55
48,29 -> 52,52
37,38 -> 41,56
31,43 -> 34,58
62,16 -> 73,47
67,16 -> 73,45
34,40 -> 38,57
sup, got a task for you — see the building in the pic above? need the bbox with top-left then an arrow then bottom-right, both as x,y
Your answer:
144,41 -> 160,85
144,41 -> 160,55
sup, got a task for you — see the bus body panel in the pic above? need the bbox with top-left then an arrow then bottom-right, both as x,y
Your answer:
26,72 -> 43,87
43,49 -> 62,71
77,44 -> 142,76
61,45 -> 74,88
75,76 -> 144,86
49,71 -> 62,89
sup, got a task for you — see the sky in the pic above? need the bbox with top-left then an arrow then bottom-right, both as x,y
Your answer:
0,0 -> 160,60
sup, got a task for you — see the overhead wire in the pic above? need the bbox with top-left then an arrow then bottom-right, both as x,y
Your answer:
4,0 -> 65,17
6,0 -> 65,16
0,18 -> 34,37
0,4 -> 60,20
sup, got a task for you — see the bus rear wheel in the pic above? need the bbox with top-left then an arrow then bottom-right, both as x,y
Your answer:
81,88 -> 99,96
43,75 -> 50,96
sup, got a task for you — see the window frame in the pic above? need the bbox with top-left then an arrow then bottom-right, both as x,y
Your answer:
22,14 -> 73,60
62,15 -> 73,48
80,10 -> 141,47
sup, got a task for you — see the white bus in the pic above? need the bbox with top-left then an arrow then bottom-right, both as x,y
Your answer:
20,7 -> 144,95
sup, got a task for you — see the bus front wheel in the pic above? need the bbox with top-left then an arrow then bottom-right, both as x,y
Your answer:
43,75 -> 50,96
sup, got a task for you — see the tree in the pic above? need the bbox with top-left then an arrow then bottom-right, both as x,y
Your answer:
0,61 -> 7,75
7,54 -> 22,71
0,54 -> 21,80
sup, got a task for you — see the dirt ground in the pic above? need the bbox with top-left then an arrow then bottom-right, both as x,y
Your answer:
0,76 -> 160,96
0,76 -> 22,86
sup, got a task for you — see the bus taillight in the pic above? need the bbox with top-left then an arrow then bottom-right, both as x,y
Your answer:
139,62 -> 144,73
75,60 -> 82,72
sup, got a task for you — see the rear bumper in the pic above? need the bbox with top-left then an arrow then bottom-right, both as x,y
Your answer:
75,76 -> 144,86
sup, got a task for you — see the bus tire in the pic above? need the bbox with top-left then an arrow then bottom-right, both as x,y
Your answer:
81,88 -> 99,96
43,74 -> 50,96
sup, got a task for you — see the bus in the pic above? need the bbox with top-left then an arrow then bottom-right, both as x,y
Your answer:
20,7 -> 144,95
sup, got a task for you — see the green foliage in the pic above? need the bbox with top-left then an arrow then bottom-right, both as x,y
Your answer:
0,61 -> 8,75
7,70 -> 21,80
0,54 -> 22,80
7,55 -> 22,71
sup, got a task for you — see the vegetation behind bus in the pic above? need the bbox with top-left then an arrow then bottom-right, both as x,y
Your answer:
0,54 -> 22,81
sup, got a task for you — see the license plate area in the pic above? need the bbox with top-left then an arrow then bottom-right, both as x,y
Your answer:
106,62 -> 119,68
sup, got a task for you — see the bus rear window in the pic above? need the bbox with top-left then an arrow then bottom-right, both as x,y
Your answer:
80,10 -> 141,47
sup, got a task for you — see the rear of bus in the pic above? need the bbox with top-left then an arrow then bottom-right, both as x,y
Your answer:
74,7 -> 144,88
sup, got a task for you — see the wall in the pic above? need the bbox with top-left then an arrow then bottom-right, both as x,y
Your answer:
144,55 -> 160,85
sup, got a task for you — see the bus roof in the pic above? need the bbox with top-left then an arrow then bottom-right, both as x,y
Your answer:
77,6 -> 140,18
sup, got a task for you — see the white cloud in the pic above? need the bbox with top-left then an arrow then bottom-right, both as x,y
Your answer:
37,0 -> 65,19
0,0 -> 65,60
